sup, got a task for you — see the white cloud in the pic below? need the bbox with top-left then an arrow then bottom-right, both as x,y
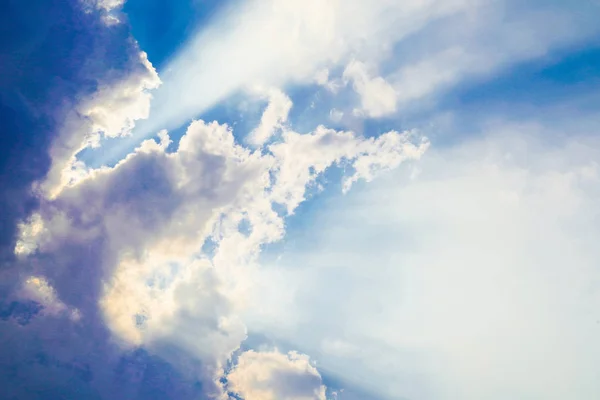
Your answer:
20,110 -> 426,397
81,52 -> 160,139
342,130 -> 429,192
80,0 -> 127,24
343,60 -> 397,118
227,349 -> 327,400
268,126 -> 428,213
244,122 -> 600,399
247,88 -> 293,146
83,0 -> 124,12
14,213 -> 45,256
101,255 -> 248,396
314,69 -> 330,86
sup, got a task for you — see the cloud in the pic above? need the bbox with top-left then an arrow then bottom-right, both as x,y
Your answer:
14,213 -> 45,256
227,349 -> 327,400
91,0 -> 124,11
386,1 -> 600,106
343,60 -> 397,118
308,1 -> 600,122
247,88 -> 293,146
244,119 -> 600,399
42,50 -> 160,199
12,112 -> 425,397
20,276 -> 81,321
329,109 -> 344,122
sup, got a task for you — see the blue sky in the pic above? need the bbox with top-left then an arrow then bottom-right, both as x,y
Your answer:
2,1 -> 600,399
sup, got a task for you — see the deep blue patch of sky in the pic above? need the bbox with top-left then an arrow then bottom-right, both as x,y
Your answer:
123,0 -> 226,70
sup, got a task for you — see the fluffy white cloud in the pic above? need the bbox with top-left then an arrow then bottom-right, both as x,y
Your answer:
343,60 -> 397,118
81,52 -> 161,139
247,89 -> 293,146
269,126 -> 428,212
227,350 -> 326,400
243,121 -> 600,399
17,97 -> 426,397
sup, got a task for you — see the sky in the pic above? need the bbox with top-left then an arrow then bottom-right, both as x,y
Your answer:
1,1 -> 600,399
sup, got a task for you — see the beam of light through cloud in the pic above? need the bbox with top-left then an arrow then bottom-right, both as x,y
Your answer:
244,117 -> 600,400
91,0 -> 474,165
85,0 -> 600,170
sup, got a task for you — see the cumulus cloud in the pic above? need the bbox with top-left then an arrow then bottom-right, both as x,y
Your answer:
13,111 -> 425,397
227,350 -> 326,400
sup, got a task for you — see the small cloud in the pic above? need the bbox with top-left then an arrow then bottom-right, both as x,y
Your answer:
21,276 -> 81,321
14,213 -> 44,256
329,109 -> 344,123
247,89 -> 293,146
343,60 -> 397,118
227,349 -> 327,400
